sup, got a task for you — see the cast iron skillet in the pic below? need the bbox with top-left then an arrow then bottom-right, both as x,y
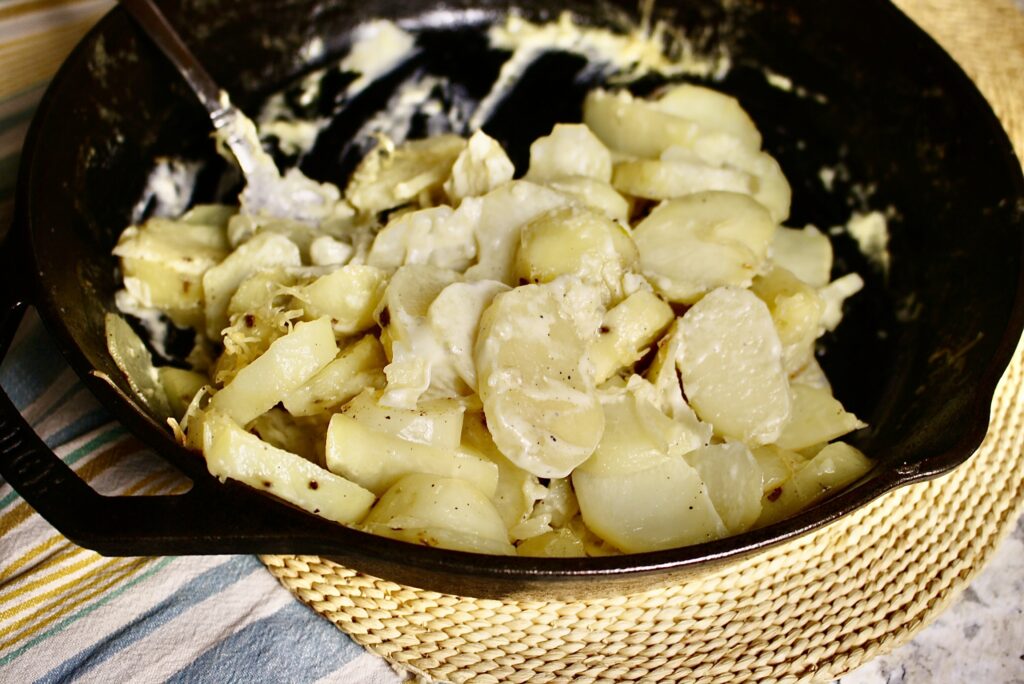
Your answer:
1,0 -> 1022,599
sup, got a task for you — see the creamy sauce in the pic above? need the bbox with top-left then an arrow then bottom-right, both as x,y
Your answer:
474,12 -> 729,131
845,211 -> 891,276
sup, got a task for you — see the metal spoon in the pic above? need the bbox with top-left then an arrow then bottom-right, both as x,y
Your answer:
118,0 -> 346,225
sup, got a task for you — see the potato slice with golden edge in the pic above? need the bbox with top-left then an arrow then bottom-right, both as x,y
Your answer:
515,206 -> 637,301
684,442 -> 764,534
202,410 -> 374,525
525,123 -> 613,183
756,442 -> 872,526
770,225 -> 832,288
678,287 -> 791,445
773,383 -> 865,451
297,264 -> 387,336
345,134 -> 467,214
281,335 -> 386,417
202,232 -> 301,339
751,266 -> 826,374
573,391 -> 726,552
583,89 -> 699,158
633,192 -> 775,304
325,412 -> 497,497
209,316 -> 337,426
475,282 -> 605,479
444,130 -> 515,203
363,473 -> 514,555
517,528 -> 586,557
341,388 -> 465,449
589,289 -> 674,384
612,158 -> 753,201
652,83 -> 762,150
158,367 -> 208,420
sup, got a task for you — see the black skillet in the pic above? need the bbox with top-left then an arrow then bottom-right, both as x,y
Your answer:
0,0 -> 1022,599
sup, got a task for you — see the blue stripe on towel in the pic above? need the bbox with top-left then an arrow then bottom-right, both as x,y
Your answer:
164,599 -> 362,684
35,556 -> 261,684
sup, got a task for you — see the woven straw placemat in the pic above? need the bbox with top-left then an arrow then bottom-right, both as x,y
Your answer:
262,1 -> 1024,681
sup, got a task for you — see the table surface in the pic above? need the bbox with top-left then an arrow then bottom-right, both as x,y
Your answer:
0,1 -> 1022,682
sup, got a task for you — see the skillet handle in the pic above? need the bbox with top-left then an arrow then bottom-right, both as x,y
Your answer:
0,269 -> 329,555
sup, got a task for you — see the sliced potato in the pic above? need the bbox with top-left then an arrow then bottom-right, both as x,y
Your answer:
115,218 -> 229,328
515,206 -> 638,300
544,176 -> 630,222
105,313 -> 172,419
684,442 -> 763,534
159,366 -> 208,420
377,264 -> 464,407
633,192 -> 775,303
652,83 -> 762,150
525,123 -> 613,183
583,89 -> 699,158
363,473 -> 514,555
642,321 -> 714,442
678,287 -> 791,445
366,205 -> 478,272
202,409 -> 374,525
202,232 -> 301,339
773,383 -> 865,451
463,180 -> 571,285
444,130 -> 515,203
346,134 -> 467,213
752,444 -> 808,494
209,316 -> 337,425
517,528 -> 586,557
426,279 -> 510,391
325,412 -> 498,496
297,264 -> 388,336
751,266 -> 826,374
588,289 -> 674,383
757,441 -> 872,526
281,335 -> 387,416
675,135 -> 793,223
771,225 -> 833,288
475,282 -> 605,478
461,411 -> 546,531
612,158 -> 752,201
248,407 -> 329,466
340,387 -> 465,449
573,403 -> 727,554
226,268 -> 295,317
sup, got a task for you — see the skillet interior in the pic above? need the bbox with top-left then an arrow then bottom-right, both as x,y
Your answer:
9,0 -> 1024,598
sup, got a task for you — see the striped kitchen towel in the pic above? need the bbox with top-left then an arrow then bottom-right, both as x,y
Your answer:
0,1 -> 404,681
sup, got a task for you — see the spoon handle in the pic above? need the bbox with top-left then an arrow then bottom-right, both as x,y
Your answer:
118,0 -> 223,114
118,0 -> 262,176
